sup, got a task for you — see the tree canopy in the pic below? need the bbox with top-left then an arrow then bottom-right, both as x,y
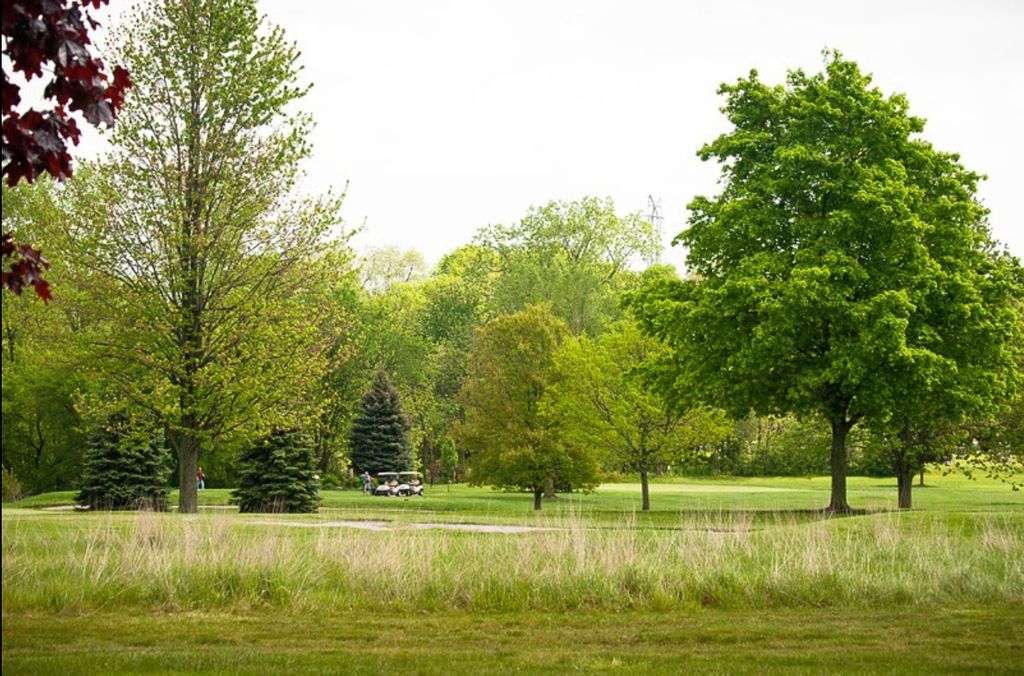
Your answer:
543,320 -> 731,510
61,0 -> 344,512
628,51 -> 1023,512
455,304 -> 600,510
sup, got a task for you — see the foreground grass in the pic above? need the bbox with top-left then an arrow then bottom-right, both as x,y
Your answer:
4,476 -> 1022,673
4,607 -> 1023,674
3,508 -> 1022,613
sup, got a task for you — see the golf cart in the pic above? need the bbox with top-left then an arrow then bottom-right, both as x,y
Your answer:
396,471 -> 425,497
373,472 -> 400,496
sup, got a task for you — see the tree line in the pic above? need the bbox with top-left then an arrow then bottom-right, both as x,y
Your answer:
2,2 -> 1021,513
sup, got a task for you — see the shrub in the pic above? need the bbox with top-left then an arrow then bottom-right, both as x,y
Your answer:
232,429 -> 320,513
2,466 -> 25,502
76,417 -> 170,510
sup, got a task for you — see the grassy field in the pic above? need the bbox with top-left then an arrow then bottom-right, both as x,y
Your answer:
4,474 -> 1023,673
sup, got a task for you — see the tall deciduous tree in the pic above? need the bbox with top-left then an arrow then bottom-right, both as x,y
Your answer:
478,197 -> 658,336
455,305 -> 599,510
66,0 -> 342,513
543,321 -> 731,511
628,51 -> 1021,512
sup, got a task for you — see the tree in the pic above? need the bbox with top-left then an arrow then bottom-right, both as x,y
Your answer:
543,320 -> 731,510
348,370 -> 414,474
478,197 -> 658,336
64,0 -> 342,513
2,0 -> 131,300
455,305 -> 599,510
360,246 -> 428,294
628,51 -> 1021,512
2,181 -> 87,493
76,415 -> 170,511
232,428 -> 319,513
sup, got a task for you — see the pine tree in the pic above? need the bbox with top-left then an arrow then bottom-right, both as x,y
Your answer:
349,371 -> 413,473
76,418 -> 170,510
232,429 -> 320,513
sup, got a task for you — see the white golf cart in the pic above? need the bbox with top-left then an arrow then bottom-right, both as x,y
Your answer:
396,471 -> 425,497
373,472 -> 400,496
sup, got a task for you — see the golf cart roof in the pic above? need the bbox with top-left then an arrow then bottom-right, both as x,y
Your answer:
398,471 -> 422,477
376,472 -> 399,477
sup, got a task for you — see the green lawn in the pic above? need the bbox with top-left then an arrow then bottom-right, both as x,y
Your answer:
13,471 -> 1023,527
4,474 -> 1023,673
4,607 -> 1023,674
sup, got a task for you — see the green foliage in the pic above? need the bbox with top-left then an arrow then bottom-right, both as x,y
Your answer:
232,429 -> 320,513
59,0 -> 349,512
543,320 -> 731,509
75,417 -> 171,511
456,305 -> 600,508
628,51 -> 1023,510
1,466 -> 25,502
360,246 -> 428,293
1,181 -> 88,494
348,371 -> 414,474
478,197 -> 657,336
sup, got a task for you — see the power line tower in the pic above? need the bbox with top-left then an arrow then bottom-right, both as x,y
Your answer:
646,194 -> 663,265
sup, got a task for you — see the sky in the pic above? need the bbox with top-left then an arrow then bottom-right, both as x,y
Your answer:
82,0 -> 1024,267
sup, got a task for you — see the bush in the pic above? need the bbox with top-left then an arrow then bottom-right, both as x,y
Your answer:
76,417 -> 171,510
232,429 -> 320,513
2,466 -> 25,502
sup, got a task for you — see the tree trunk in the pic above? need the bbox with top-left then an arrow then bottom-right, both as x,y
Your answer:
533,487 -> 543,511
827,418 -> 853,513
918,467 -> 925,487
897,467 -> 913,510
544,475 -> 556,500
174,417 -> 200,514
640,469 -> 650,511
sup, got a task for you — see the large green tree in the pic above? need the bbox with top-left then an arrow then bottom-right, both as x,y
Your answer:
478,197 -> 658,336
543,320 -> 731,511
455,305 -> 599,510
628,52 -> 1021,512
64,0 -> 342,513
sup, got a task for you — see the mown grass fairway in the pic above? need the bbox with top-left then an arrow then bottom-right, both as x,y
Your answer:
4,474 -> 1023,673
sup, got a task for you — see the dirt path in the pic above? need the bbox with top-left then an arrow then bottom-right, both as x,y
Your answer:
249,519 -> 554,533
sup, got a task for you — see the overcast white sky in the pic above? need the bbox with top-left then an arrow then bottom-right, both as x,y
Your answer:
88,0 -> 1024,267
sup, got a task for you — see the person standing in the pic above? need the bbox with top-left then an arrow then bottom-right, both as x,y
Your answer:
197,466 -> 206,491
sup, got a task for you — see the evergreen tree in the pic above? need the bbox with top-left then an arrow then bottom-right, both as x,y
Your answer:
349,371 -> 414,473
232,429 -> 320,513
76,418 -> 170,510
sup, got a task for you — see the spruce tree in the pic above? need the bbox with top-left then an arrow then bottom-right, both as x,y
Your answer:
232,429 -> 320,513
349,371 -> 413,473
76,418 -> 171,510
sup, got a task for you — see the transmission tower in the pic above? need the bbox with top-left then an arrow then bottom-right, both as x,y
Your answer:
646,194 -> 663,265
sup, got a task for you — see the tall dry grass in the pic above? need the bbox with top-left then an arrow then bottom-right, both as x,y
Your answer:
2,510 -> 1022,612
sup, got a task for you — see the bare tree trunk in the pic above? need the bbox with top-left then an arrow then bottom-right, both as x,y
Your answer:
827,418 -> 853,513
918,467 -> 925,487
544,475 -> 556,500
533,487 -> 543,511
174,415 -> 199,514
640,469 -> 650,511
897,467 -> 913,509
